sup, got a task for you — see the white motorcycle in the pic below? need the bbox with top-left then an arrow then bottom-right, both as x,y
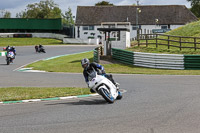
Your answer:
88,69 -> 122,103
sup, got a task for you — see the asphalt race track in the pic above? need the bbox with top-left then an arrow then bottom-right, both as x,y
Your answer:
1,45 -> 200,133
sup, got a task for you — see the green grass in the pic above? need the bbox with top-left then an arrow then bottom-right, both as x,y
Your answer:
0,87 -> 90,102
0,38 -> 62,46
27,51 -> 93,73
26,51 -> 200,75
166,20 -> 200,37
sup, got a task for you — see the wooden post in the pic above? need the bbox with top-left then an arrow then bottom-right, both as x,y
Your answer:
179,37 -> 182,51
138,34 -> 140,47
194,38 -> 197,51
97,47 -> 100,63
137,29 -> 140,47
156,34 -> 158,48
168,36 -> 170,49
146,35 -> 148,47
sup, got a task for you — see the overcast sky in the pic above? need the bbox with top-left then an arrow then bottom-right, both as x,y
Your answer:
0,0 -> 191,18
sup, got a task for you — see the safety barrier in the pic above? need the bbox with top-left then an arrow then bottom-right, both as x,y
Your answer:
93,48 -> 100,63
112,48 -> 134,65
0,51 -> 6,56
133,52 -> 184,70
111,48 -> 200,70
184,55 -> 200,70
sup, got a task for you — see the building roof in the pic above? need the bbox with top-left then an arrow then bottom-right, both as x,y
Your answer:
75,5 -> 198,26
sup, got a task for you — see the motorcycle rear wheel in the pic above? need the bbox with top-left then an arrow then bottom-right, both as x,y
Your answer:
99,88 -> 114,103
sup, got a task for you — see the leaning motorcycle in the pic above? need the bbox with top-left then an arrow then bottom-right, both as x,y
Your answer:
6,51 -> 15,65
38,47 -> 46,53
88,69 -> 122,103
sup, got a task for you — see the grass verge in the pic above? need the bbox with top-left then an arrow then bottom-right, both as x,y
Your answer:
26,51 -> 200,75
0,38 -> 62,46
27,51 -> 93,73
0,87 -> 90,102
127,45 -> 200,55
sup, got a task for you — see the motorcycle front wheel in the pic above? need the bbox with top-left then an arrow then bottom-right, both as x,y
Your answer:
116,91 -> 122,100
6,57 -> 10,65
99,88 -> 114,103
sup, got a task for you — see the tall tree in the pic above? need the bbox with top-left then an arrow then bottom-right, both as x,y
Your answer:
3,11 -> 11,18
16,0 -> 61,18
187,0 -> 200,18
187,0 -> 200,5
62,7 -> 75,26
0,10 -> 11,18
95,1 -> 114,6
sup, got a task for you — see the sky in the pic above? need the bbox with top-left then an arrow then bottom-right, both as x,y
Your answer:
0,0 -> 191,18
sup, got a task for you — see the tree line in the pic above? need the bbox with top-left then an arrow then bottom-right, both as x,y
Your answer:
187,0 -> 200,18
0,0 -> 199,26
0,0 -> 114,26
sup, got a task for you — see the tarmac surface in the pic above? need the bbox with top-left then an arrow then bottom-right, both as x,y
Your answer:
0,45 -> 200,133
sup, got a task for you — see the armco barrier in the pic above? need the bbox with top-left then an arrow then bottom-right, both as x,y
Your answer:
93,49 -> 99,63
184,55 -> 200,70
112,48 -> 134,65
134,52 -> 184,69
0,51 -> 6,56
111,48 -> 200,70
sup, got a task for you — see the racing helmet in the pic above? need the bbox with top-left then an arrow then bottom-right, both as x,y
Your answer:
81,58 -> 90,69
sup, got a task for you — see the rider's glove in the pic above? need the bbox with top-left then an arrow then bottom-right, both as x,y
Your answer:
102,70 -> 106,74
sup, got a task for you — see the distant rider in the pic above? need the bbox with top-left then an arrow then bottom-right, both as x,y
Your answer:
6,46 -> 16,61
39,44 -> 43,49
6,46 -> 16,55
81,58 -> 119,93
10,46 -> 16,55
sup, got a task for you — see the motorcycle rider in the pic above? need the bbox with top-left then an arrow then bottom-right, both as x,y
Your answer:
6,46 -> 16,62
35,45 -> 39,52
6,46 -> 16,55
81,58 -> 119,93
6,45 -> 10,51
10,46 -> 16,55
38,44 -> 46,53
39,44 -> 43,49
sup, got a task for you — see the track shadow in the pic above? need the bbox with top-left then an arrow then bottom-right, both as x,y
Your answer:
70,60 -> 82,63
46,99 -> 109,106
65,99 -> 108,105
0,64 -> 7,65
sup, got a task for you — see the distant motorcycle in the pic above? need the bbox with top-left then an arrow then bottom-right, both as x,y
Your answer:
6,51 -> 15,65
35,45 -> 46,53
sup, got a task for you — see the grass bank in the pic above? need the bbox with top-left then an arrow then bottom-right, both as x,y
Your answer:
0,87 -> 90,102
130,20 -> 200,55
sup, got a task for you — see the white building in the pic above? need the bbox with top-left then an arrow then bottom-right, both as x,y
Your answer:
75,5 -> 197,42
